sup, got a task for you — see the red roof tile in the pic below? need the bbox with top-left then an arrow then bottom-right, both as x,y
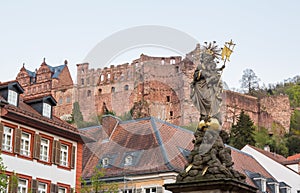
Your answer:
287,153 -> 300,161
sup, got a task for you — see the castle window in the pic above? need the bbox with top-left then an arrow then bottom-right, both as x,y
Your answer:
111,87 -> 115,93
66,96 -> 71,103
87,90 -> 91,97
42,103 -> 52,118
124,85 -> 129,91
8,90 -> 18,106
100,74 -> 104,82
170,111 -> 173,117
99,89 -> 102,94
170,58 -> 176,64
81,78 -> 84,85
107,73 -> 111,80
175,66 -> 179,73
166,96 -> 170,102
161,58 -> 165,65
58,97 -> 63,104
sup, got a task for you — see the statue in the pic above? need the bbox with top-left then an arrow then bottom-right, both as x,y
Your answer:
176,41 -> 246,183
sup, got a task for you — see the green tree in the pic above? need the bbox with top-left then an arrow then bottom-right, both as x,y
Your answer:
290,110 -> 300,135
287,135 -> 300,155
229,111 -> 256,149
254,127 -> 271,149
80,164 -> 118,193
0,155 -> 7,192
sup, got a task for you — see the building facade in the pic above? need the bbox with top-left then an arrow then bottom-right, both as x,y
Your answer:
76,45 -> 291,132
16,59 -> 74,120
0,80 -> 90,193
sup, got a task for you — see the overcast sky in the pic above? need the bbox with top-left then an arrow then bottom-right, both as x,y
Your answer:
1,1 -> 300,89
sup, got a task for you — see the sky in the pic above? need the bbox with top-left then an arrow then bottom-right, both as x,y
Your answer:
1,0 -> 300,90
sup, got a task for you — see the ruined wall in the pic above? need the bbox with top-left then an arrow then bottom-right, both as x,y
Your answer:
75,46 -> 291,133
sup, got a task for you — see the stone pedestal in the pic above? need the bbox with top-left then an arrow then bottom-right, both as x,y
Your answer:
164,178 -> 257,193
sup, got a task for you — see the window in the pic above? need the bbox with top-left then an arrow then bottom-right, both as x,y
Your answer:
111,87 -> 115,93
18,179 -> 28,193
170,111 -> 173,117
175,66 -> 179,73
87,90 -> 91,97
60,144 -> 69,167
58,97 -> 63,105
166,96 -> 170,102
102,158 -> 109,167
40,138 -> 50,162
124,85 -> 129,91
170,58 -> 175,64
58,187 -> 67,193
42,103 -> 52,118
66,96 -> 71,104
8,90 -> 18,106
107,73 -> 111,80
38,182 -> 47,193
161,58 -> 165,65
20,132 -> 31,156
2,126 -> 13,152
124,155 -> 133,166
145,187 -> 156,193
81,78 -> 84,85
98,89 -> 102,94
100,74 -> 104,82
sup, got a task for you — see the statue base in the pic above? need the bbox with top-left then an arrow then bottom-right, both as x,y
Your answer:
164,178 -> 257,193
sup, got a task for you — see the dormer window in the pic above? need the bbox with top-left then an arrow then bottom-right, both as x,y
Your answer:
43,103 -> 52,118
8,90 -> 18,106
102,158 -> 109,167
254,177 -> 266,192
124,155 -> 133,166
280,186 -> 291,193
268,182 -> 279,193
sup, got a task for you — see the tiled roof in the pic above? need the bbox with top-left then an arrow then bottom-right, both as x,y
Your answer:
247,145 -> 287,163
0,81 -> 91,142
81,115 -> 277,188
47,64 -> 65,78
287,153 -> 300,161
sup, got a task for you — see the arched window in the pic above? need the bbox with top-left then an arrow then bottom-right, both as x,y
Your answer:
124,85 -> 129,91
100,74 -> 104,82
161,58 -> 165,65
111,87 -> 115,93
58,97 -> 63,104
170,58 -> 176,64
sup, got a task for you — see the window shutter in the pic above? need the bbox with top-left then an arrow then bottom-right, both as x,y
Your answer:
31,179 -> 38,193
50,183 -> 58,193
14,128 -> 21,154
52,140 -> 56,163
0,123 -> 4,150
71,146 -> 76,169
33,134 -> 41,160
8,175 -> 18,193
55,141 -> 61,165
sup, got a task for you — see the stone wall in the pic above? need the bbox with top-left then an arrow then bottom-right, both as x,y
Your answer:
75,45 -> 291,133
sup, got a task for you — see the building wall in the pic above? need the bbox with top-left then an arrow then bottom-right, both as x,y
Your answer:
0,117 -> 78,191
75,49 -> 291,132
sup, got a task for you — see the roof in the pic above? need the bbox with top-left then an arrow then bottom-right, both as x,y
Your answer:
81,116 -> 194,178
247,145 -> 287,163
80,115 -> 278,188
287,153 -> 300,161
0,81 -> 92,143
47,64 -> 65,79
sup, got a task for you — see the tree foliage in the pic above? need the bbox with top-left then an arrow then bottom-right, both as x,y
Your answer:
287,135 -> 300,156
240,69 -> 260,94
229,111 -> 256,149
80,164 -> 118,193
0,155 -> 7,192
